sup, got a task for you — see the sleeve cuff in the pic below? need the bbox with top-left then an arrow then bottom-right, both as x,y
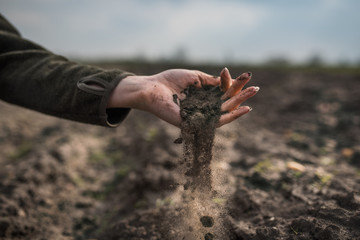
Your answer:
100,72 -> 135,127
105,107 -> 131,127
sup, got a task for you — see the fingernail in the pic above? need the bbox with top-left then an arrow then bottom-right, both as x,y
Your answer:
248,72 -> 252,77
221,67 -> 228,73
248,106 -> 253,111
254,86 -> 260,92
224,67 -> 230,77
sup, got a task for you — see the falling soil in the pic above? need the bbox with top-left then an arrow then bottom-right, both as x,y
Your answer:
200,216 -> 215,228
204,232 -> 215,240
176,85 -> 227,239
179,85 -> 223,192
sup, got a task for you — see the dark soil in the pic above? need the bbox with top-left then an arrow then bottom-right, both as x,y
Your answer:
1,66 -> 360,240
179,85 -> 223,191
200,216 -> 215,228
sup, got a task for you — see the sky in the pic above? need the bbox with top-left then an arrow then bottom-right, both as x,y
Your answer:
1,0 -> 359,64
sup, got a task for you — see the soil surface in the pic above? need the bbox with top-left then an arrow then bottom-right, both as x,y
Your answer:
1,66 -> 360,240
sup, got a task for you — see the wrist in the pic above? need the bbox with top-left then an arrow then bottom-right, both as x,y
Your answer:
107,75 -> 148,110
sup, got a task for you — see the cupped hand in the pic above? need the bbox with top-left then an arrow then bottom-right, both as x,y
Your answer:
107,68 -> 259,127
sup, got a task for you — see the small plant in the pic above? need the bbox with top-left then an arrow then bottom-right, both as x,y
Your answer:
211,197 -> 227,205
89,150 -> 123,166
156,197 -> 172,207
313,169 -> 333,190
254,159 -> 272,174
144,127 -> 159,142
9,141 -> 33,160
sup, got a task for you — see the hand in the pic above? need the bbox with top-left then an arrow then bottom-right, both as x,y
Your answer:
107,68 -> 259,128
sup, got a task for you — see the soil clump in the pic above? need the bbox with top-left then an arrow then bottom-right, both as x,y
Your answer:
200,216 -> 215,227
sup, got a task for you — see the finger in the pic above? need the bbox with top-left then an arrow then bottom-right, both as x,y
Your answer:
220,67 -> 232,92
217,106 -> 252,127
195,71 -> 220,86
221,86 -> 259,112
221,72 -> 252,100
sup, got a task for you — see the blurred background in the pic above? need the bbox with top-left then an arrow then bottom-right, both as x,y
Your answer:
1,0 -> 359,66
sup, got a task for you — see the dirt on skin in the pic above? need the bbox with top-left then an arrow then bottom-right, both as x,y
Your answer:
1,66 -> 360,240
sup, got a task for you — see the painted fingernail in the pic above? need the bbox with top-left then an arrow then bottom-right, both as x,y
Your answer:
220,67 -> 232,92
248,72 -> 252,77
248,106 -> 253,111
254,86 -> 260,92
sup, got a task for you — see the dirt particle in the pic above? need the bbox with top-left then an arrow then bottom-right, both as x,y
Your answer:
172,94 -> 179,105
204,232 -> 214,240
200,216 -> 214,228
173,138 -> 183,144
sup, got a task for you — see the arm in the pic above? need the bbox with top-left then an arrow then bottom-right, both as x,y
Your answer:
0,14 -> 258,128
0,13 -> 133,127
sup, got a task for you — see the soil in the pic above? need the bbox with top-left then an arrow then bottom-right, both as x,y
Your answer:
1,66 -> 360,240
175,85 -> 226,239
179,85 -> 222,191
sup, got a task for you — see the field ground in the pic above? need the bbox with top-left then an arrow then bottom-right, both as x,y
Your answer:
0,63 -> 360,239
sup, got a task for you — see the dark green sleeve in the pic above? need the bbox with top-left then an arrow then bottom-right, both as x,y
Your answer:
0,13 -> 134,127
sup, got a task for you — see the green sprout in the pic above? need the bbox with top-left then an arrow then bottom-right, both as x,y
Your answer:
254,159 -> 272,174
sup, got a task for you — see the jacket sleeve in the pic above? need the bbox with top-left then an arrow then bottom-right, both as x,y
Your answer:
0,13 -> 134,127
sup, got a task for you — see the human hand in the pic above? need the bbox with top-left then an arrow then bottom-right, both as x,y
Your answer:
107,68 -> 259,127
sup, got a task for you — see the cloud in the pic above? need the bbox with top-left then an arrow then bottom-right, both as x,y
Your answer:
1,0 -> 359,63
104,0 -> 268,60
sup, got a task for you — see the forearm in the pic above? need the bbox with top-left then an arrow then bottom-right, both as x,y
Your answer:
0,14 -> 133,127
0,50 -> 133,127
